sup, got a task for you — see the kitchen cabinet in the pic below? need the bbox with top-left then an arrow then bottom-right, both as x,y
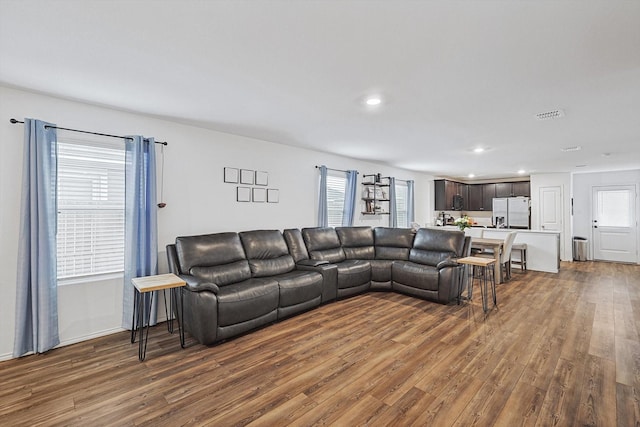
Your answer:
482,183 -> 496,210
512,181 -> 530,197
435,179 -> 529,211
495,183 -> 513,198
435,180 -> 468,210
468,184 -> 484,211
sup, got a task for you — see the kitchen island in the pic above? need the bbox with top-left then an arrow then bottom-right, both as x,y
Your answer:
431,226 -> 561,273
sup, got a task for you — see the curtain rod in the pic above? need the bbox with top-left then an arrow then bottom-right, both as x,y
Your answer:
9,119 -> 168,146
315,165 -> 359,174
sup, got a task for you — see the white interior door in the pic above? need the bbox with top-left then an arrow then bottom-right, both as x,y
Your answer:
592,185 -> 638,263
539,186 -> 562,232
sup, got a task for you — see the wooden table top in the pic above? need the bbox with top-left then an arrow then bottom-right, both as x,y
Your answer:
471,238 -> 504,246
131,273 -> 186,293
456,256 -> 497,267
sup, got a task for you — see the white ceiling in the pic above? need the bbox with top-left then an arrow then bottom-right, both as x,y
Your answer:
1,0 -> 639,180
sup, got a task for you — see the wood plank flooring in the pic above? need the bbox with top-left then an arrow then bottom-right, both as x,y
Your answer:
1,261 -> 639,426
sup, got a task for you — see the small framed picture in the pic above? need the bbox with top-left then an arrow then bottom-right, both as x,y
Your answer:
252,188 -> 266,202
255,171 -> 268,186
267,189 -> 279,203
224,167 -> 239,183
240,169 -> 254,185
237,186 -> 251,202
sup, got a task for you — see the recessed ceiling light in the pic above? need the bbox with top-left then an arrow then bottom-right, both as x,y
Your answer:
473,148 -> 484,153
468,173 -> 475,178
365,96 -> 382,106
517,169 -> 526,174
561,145 -> 582,152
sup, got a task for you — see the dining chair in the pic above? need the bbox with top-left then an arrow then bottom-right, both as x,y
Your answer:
479,231 -> 517,281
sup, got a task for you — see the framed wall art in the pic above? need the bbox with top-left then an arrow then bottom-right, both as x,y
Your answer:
252,188 -> 267,202
255,171 -> 268,186
237,186 -> 251,202
224,167 -> 239,183
267,189 -> 279,203
240,169 -> 254,185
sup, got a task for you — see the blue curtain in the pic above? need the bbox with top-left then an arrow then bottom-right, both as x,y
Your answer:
318,165 -> 328,227
389,177 -> 397,227
342,170 -> 358,226
407,180 -> 415,225
122,136 -> 158,330
14,119 -> 59,357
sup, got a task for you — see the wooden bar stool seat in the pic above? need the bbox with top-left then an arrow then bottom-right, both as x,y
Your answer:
511,243 -> 528,271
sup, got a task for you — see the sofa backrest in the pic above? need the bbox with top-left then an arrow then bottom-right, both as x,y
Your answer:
239,230 -> 295,277
374,227 -> 415,260
409,228 -> 465,266
301,227 -> 346,263
336,227 -> 375,259
175,232 -> 251,285
283,228 -> 310,262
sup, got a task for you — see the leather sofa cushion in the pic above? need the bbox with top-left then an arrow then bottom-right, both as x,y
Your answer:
336,227 -> 375,260
273,270 -> 323,307
216,278 -> 279,327
343,246 -> 375,259
190,260 -> 251,286
283,228 -> 310,262
392,261 -> 439,291
302,228 -> 346,263
336,259 -> 371,289
374,227 -> 415,260
370,259 -> 394,283
409,228 -> 465,266
176,232 -> 246,273
240,230 -> 295,277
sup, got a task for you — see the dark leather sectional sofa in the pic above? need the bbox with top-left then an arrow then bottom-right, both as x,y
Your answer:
166,226 -> 471,346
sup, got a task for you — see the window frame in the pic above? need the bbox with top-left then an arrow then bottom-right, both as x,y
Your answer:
55,135 -> 126,285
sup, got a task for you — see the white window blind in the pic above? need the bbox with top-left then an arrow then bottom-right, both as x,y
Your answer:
326,174 -> 347,228
56,137 -> 125,280
395,182 -> 408,228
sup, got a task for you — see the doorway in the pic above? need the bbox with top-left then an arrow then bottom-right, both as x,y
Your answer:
592,185 -> 638,263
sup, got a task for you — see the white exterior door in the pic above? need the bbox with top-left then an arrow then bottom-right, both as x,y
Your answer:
539,186 -> 562,232
592,185 -> 638,263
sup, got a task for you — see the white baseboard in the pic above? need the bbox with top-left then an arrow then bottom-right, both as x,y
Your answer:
58,326 -> 125,348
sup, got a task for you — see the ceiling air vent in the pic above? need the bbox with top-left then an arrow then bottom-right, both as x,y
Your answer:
535,109 -> 565,120
561,145 -> 582,152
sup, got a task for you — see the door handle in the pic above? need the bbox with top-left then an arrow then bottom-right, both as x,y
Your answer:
594,226 -> 598,228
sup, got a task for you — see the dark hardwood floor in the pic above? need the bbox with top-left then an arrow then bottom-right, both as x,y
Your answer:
1,261 -> 639,426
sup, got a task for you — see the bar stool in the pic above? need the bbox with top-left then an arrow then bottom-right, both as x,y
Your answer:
511,243 -> 527,271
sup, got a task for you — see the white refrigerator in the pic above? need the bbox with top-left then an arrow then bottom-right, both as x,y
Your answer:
493,197 -> 530,229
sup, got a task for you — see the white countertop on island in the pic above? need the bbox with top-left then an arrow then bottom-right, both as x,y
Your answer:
427,226 -> 560,273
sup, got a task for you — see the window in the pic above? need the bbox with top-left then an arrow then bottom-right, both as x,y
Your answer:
326,173 -> 347,228
395,182 -> 408,228
56,137 -> 125,280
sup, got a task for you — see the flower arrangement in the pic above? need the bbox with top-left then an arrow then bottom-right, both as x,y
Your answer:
454,215 -> 472,231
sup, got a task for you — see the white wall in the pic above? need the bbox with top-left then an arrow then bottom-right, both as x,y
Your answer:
530,173 -> 573,261
572,169 -> 640,261
0,86 -> 434,360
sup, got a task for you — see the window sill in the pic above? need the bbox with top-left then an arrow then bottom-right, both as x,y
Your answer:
57,272 -> 124,287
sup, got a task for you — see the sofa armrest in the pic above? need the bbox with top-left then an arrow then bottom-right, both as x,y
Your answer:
436,259 -> 459,270
296,263 -> 338,302
297,259 -> 330,267
180,274 -> 220,294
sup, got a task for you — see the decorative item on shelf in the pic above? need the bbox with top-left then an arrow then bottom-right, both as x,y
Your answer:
454,215 -> 473,231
